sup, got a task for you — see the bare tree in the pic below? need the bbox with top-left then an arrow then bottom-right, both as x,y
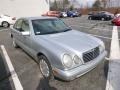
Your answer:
92,0 -> 102,10
101,0 -> 107,8
107,0 -> 111,7
63,0 -> 70,10
50,0 -> 58,10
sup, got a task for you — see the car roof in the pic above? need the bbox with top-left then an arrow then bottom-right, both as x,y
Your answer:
18,16 -> 58,21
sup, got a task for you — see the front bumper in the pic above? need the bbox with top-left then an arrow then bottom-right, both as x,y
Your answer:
53,51 -> 107,81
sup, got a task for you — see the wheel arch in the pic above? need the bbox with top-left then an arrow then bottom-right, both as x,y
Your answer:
37,52 -> 50,63
2,21 -> 9,24
37,52 -> 45,57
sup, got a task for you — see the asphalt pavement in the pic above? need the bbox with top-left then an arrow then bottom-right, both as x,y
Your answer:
0,15 -> 118,90
0,53 -> 14,90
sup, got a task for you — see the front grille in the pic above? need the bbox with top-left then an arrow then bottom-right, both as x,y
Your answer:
83,47 -> 100,63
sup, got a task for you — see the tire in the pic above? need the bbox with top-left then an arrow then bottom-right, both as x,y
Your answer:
101,18 -> 105,21
88,16 -> 92,20
2,21 -> 10,28
39,55 -> 53,80
70,15 -> 73,18
12,38 -> 18,48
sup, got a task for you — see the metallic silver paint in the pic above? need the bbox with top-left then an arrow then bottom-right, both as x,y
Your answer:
11,17 -> 107,81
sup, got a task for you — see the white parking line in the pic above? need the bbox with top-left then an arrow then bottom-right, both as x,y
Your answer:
88,34 -> 112,40
0,45 -> 23,90
110,26 -> 120,60
71,24 -> 93,28
78,22 -> 95,26
0,29 -> 8,32
106,26 -> 120,90
71,24 -> 120,33
94,28 -> 112,32
71,24 -> 120,40
71,24 -> 112,31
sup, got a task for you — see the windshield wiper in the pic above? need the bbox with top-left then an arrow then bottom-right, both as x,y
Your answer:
35,29 -> 72,35
35,31 -> 59,35
63,28 -> 72,32
44,31 -> 59,34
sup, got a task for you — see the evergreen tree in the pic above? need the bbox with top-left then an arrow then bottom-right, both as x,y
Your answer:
63,0 -> 70,9
92,0 -> 102,9
69,5 -> 74,11
50,0 -> 58,10
63,0 -> 69,5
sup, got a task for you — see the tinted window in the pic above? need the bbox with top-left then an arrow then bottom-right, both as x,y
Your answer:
32,19 -> 71,35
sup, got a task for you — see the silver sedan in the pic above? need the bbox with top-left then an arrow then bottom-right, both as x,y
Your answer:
10,17 -> 107,81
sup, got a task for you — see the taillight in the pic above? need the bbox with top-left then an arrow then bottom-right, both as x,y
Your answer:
12,17 -> 16,20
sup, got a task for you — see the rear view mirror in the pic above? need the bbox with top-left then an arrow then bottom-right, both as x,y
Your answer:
21,32 -> 30,36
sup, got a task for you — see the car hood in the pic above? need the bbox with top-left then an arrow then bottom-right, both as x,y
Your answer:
36,30 -> 100,54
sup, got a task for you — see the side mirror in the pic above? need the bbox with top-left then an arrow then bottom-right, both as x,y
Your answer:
21,32 -> 30,36
16,27 -> 24,32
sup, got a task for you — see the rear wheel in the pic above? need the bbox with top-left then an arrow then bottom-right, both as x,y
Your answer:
70,15 -> 73,18
88,16 -> 92,20
39,55 -> 53,80
2,21 -> 10,28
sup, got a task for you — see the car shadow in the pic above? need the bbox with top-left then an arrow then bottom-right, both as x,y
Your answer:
0,26 -> 8,29
0,54 -> 13,90
36,78 -> 57,90
104,60 -> 109,79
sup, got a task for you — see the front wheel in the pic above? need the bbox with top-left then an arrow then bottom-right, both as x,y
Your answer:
39,55 -> 53,80
88,16 -> 92,20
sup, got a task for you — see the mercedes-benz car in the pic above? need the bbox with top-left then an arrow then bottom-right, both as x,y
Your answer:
10,17 -> 107,81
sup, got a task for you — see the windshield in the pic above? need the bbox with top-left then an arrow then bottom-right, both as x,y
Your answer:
32,19 -> 71,35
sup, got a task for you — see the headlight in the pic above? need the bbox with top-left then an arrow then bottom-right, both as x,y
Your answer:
62,54 -> 73,68
99,41 -> 105,53
73,55 -> 82,65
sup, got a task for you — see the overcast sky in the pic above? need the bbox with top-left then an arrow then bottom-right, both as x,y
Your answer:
73,0 -> 96,7
50,0 -> 96,7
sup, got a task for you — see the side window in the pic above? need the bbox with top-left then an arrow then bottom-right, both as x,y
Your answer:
21,20 -> 30,32
14,19 -> 23,30
101,13 -> 105,16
